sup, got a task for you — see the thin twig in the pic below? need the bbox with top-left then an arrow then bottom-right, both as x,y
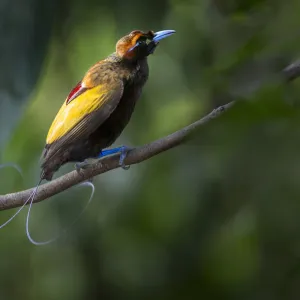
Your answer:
0,60 -> 299,211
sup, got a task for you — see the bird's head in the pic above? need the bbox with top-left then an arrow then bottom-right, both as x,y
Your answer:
116,29 -> 175,60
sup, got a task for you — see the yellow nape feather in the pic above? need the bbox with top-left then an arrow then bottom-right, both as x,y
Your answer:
46,84 -> 112,144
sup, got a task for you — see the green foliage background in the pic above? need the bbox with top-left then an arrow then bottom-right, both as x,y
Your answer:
1,0 -> 300,299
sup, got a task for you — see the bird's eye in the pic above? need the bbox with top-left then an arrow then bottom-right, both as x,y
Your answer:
128,37 -> 148,52
136,37 -> 148,46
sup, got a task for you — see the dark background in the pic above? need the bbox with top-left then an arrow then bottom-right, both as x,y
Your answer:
1,0 -> 300,299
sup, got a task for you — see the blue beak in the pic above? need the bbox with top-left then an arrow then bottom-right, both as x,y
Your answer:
152,30 -> 176,43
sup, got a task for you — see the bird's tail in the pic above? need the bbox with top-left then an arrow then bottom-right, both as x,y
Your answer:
0,162 -> 23,177
0,162 -> 25,228
0,167 -> 95,246
25,179 -> 95,246
0,172 -> 43,230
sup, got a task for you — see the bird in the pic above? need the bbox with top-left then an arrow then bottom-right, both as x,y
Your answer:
41,29 -> 176,181
0,29 -> 176,244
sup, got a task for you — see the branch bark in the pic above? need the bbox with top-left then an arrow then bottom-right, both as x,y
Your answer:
1,60 -> 300,211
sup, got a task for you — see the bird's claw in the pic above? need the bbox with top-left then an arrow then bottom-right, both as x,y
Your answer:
118,146 -> 132,170
75,159 -> 101,172
121,164 -> 130,170
75,159 -> 97,172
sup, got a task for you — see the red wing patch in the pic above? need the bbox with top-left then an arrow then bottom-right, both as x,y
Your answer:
66,81 -> 88,105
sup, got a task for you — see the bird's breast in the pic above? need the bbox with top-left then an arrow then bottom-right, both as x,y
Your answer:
93,60 -> 149,147
132,58 -> 149,87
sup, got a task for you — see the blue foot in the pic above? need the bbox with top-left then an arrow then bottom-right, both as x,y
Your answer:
98,146 -> 132,170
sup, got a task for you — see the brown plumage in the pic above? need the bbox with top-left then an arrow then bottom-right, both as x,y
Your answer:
41,29 -> 175,181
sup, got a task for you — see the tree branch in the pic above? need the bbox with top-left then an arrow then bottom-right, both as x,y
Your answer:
1,60 -> 300,211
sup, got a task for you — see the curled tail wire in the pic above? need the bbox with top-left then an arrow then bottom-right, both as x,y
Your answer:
25,180 -> 95,246
0,164 -> 95,245
0,162 -> 26,229
0,162 -> 23,177
0,178 -> 42,229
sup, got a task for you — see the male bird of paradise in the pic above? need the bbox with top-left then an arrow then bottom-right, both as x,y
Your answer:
0,29 -> 176,244
42,29 -> 175,180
